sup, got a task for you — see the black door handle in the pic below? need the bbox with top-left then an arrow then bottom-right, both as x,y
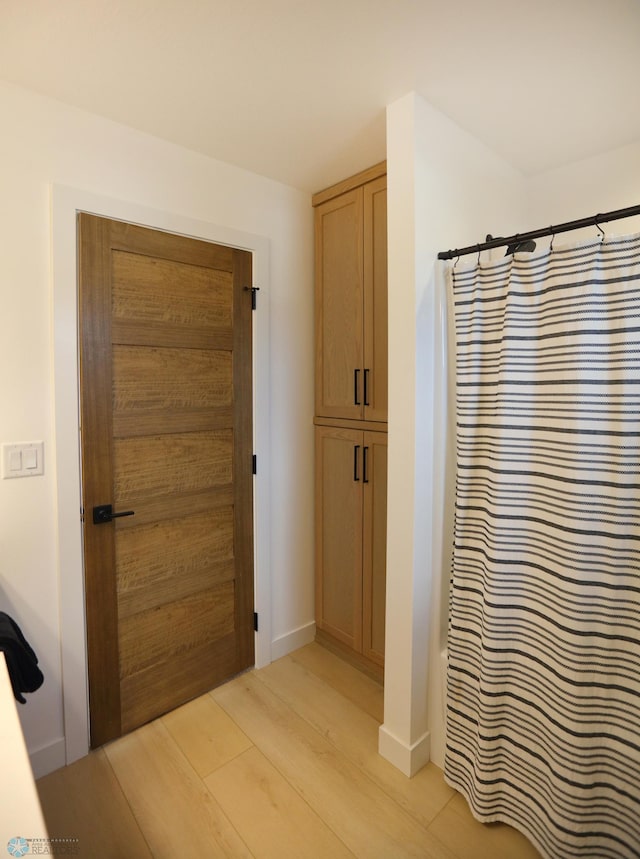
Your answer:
353,445 -> 360,481
93,504 -> 135,524
363,446 -> 369,484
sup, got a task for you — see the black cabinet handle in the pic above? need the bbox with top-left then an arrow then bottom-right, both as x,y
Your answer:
363,446 -> 369,484
93,504 -> 135,525
364,369 -> 370,406
354,369 -> 361,406
353,445 -> 360,481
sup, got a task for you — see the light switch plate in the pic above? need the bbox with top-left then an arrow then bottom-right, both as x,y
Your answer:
2,442 -> 44,479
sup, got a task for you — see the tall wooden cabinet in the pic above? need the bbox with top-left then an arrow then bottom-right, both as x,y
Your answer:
313,162 -> 387,679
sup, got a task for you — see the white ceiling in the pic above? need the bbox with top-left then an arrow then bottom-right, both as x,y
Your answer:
1,0 -> 639,192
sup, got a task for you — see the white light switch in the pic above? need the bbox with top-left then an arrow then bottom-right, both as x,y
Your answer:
2,442 -> 44,479
23,448 -> 38,470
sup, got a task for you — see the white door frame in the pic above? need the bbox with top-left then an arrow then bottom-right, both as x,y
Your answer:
52,185 -> 272,764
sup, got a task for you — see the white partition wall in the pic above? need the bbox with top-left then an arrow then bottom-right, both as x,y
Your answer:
381,93 -> 525,774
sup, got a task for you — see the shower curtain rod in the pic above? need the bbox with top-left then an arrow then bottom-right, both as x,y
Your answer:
437,203 -> 640,260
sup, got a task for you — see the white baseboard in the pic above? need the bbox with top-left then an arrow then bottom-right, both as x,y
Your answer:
378,723 -> 430,778
29,737 -> 66,779
271,621 -> 316,661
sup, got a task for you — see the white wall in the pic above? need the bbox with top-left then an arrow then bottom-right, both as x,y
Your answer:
525,141 -> 640,242
381,92 -> 526,774
0,80 -> 315,775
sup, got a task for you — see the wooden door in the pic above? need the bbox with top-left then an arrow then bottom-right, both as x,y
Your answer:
314,189 -> 364,421
362,431 -> 387,666
363,177 -> 388,422
314,426 -> 363,651
78,214 -> 254,748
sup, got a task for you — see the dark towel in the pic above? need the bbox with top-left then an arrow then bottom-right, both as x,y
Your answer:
0,612 -> 44,703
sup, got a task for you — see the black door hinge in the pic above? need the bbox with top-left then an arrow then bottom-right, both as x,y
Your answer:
244,286 -> 260,310
252,454 -> 257,475
254,612 -> 259,632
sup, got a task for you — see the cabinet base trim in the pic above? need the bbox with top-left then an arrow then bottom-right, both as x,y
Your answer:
315,629 -> 383,683
378,724 -> 430,778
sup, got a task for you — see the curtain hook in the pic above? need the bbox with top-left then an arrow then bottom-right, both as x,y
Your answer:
476,244 -> 481,266
549,227 -> 555,253
453,250 -> 460,270
595,216 -> 605,241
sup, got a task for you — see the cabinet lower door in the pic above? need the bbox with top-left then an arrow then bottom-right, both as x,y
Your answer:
315,426 -> 363,651
362,431 -> 387,666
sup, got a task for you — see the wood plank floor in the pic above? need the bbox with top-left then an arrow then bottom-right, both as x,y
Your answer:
36,643 -> 542,858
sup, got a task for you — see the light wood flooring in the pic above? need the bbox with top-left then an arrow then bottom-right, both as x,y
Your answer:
36,642 -> 541,858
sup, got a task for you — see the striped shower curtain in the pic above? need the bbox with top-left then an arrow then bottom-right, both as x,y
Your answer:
445,232 -> 640,859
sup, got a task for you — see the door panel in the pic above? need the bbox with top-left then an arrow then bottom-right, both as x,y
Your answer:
79,214 -> 254,748
115,509 -> 234,619
112,249 -> 233,329
113,431 -> 233,499
119,633 -> 238,736
112,344 -> 233,411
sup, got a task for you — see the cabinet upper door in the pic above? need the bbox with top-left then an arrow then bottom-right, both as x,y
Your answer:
363,177 -> 388,422
315,188 -> 364,421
